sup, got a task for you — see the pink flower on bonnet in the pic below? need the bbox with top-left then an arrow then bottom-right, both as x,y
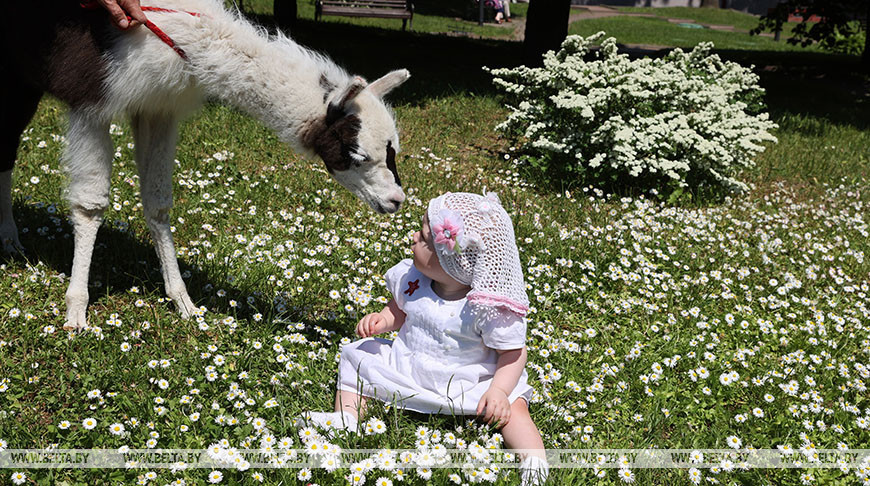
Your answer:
431,210 -> 464,254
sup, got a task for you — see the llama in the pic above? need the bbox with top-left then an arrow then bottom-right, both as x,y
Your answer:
1,0 -> 409,329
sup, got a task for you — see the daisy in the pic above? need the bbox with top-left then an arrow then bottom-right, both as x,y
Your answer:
369,418 -> 386,434
618,468 -> 635,483
727,435 -> 742,449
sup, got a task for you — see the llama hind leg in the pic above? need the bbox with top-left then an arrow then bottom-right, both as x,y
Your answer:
132,114 -> 197,319
0,79 -> 43,254
0,171 -> 20,253
63,111 -> 113,330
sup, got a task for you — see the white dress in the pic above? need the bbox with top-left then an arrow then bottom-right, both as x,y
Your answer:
337,259 -> 533,415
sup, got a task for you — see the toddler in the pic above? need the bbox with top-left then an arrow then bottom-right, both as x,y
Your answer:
303,192 -> 548,484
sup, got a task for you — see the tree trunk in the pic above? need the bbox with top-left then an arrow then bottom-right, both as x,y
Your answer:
523,0 -> 571,66
700,0 -> 719,6
274,0 -> 297,31
864,1 -> 870,69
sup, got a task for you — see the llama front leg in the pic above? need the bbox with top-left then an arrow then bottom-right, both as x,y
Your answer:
0,170 -> 22,253
1,80 -> 42,254
132,114 -> 197,319
63,111 -> 113,330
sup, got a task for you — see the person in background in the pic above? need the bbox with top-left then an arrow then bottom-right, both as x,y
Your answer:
487,0 -> 508,23
477,0 -> 509,23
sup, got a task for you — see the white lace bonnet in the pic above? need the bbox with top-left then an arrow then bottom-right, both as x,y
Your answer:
426,192 -> 529,322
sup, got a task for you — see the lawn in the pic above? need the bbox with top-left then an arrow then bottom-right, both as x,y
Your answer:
239,0 -> 526,38
1,3 -> 869,486
567,14 -> 822,52
614,6 -> 772,31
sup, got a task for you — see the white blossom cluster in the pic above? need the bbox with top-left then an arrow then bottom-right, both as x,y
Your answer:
487,32 -> 779,193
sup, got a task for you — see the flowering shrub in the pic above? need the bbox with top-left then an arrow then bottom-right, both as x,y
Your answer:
487,33 -> 778,195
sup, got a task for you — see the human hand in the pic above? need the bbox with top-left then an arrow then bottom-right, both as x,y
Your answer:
356,312 -> 386,338
97,0 -> 148,30
476,388 -> 511,428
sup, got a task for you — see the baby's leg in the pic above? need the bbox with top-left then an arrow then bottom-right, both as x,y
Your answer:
335,389 -> 368,420
502,399 -> 548,485
501,398 -> 545,457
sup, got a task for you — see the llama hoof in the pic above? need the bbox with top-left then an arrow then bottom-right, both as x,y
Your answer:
63,310 -> 88,331
0,229 -> 23,255
2,240 -> 25,256
173,294 -> 198,319
64,292 -> 89,330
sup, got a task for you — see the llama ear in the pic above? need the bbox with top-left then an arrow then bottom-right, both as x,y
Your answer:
367,69 -> 410,98
325,77 -> 367,125
337,76 -> 368,108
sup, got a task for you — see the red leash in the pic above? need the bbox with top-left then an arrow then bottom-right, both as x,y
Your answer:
80,2 -> 200,60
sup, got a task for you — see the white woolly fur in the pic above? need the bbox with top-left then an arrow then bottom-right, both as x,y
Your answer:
28,0 -> 411,329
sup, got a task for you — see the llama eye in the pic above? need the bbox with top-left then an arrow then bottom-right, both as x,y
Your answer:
386,141 -> 401,186
350,151 -> 369,163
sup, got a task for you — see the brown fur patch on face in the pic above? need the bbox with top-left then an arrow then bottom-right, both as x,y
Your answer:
299,111 -> 361,174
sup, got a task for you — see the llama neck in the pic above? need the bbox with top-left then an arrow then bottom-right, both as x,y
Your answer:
176,13 -> 341,151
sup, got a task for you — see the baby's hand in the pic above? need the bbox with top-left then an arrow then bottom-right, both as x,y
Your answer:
476,388 -> 511,428
356,312 -> 386,338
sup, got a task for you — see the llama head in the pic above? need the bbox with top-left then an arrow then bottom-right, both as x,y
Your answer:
308,69 -> 410,214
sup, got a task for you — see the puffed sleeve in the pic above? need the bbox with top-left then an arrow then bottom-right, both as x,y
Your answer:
475,308 -> 527,350
383,258 -> 414,310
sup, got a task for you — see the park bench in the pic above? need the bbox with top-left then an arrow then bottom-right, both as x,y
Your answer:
315,0 -> 415,31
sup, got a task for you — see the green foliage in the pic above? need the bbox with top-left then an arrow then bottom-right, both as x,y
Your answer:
751,0 -> 868,58
819,23 -> 867,55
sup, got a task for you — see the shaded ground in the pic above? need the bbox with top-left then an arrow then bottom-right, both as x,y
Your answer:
260,10 -> 867,133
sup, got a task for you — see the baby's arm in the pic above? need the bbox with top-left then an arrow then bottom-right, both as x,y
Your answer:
477,347 -> 528,427
356,299 -> 406,338
490,347 -> 528,394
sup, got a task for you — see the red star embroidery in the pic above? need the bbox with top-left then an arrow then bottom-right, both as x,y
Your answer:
404,279 -> 420,296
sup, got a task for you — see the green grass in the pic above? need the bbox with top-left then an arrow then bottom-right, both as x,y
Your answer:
614,6 -> 767,31
568,15 -> 825,52
754,113 -> 870,185
1,5 -> 869,486
237,0 -> 522,38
